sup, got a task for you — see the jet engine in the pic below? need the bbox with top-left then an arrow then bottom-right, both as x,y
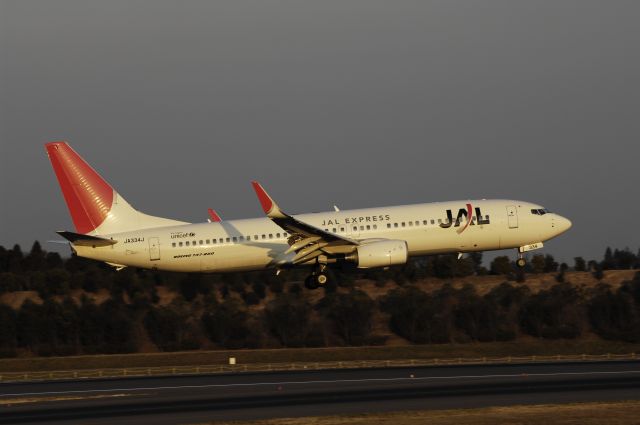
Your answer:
346,240 -> 408,268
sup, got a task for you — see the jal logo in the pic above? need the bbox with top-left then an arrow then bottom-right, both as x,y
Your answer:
440,204 -> 490,234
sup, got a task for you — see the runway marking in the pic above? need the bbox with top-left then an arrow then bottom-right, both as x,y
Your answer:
2,370 -> 640,398
0,393 -> 134,406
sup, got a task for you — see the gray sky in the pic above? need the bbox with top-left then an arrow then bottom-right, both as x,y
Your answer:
1,1 -> 638,264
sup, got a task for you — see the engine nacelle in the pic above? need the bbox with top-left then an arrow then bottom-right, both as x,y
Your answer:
347,240 -> 408,268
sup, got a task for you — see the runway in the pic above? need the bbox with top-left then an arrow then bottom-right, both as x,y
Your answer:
2,360 -> 640,425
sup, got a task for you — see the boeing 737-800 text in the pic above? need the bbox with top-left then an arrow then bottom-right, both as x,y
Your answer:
46,142 -> 571,289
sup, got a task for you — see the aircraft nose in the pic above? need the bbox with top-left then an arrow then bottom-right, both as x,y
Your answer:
555,215 -> 572,234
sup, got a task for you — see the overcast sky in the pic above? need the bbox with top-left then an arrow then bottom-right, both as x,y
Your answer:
1,1 -> 638,264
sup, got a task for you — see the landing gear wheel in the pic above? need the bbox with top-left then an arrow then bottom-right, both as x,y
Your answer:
516,258 -> 527,268
304,275 -> 319,290
316,273 -> 328,286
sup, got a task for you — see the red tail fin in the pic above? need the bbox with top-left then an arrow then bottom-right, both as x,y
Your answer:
45,142 -> 113,234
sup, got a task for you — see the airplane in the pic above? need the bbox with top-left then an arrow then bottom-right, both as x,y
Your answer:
46,141 -> 572,289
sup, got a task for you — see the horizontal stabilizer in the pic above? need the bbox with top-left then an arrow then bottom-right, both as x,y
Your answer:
56,231 -> 118,247
46,240 -> 73,245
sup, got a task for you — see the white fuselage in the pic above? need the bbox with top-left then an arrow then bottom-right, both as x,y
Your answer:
74,199 -> 571,273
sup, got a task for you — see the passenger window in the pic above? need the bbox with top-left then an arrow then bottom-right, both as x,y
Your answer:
232,237 -> 237,242
186,241 -> 190,246
199,240 -> 203,245
172,242 -> 176,248
269,234 -> 273,239
408,222 -> 413,227
284,233 -> 288,237
206,239 -> 210,244
353,226 -> 358,231
262,234 -> 266,239
366,225 -> 370,230
431,219 -> 435,224
212,239 -> 217,244
438,219 -> 442,224
415,221 -> 419,226
254,235 -> 259,240
340,227 -> 345,232
401,222 -> 406,227
394,223 -> 398,228
360,226 -> 364,231
373,224 -> 377,230
333,228 -> 337,233
226,237 -> 230,243
423,220 -> 428,225
179,242 -> 183,247
193,240 -> 197,246
387,223 -> 391,228
219,238 -> 223,243
276,233 -> 280,238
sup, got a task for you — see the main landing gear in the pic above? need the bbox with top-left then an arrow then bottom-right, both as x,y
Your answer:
304,264 -> 329,290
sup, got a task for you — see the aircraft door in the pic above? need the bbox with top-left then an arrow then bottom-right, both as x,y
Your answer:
346,222 -> 360,239
149,237 -> 160,261
506,206 -> 518,229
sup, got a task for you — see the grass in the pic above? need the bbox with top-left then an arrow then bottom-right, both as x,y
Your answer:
199,401 -> 640,425
1,339 -> 639,373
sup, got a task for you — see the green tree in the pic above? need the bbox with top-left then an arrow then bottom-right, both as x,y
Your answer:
602,247 -> 615,270
380,286 -> 451,343
490,256 -> 512,275
6,245 -> 23,273
202,298 -> 251,349
265,294 -> 311,347
614,248 -> 636,270
530,255 -> 545,273
588,276 -> 640,342
0,304 -> 17,357
24,241 -> 46,271
318,290 -> 374,345
574,257 -> 586,272
251,281 -> 267,299
543,254 -> 559,273
144,303 -> 199,351
519,283 -> 583,339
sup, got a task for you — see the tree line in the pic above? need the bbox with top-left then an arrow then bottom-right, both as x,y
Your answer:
0,242 -> 638,357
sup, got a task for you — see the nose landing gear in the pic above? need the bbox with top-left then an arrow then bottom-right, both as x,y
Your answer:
304,264 -> 329,290
516,253 -> 527,268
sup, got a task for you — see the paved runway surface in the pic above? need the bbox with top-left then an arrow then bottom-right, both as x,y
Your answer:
2,360 -> 640,425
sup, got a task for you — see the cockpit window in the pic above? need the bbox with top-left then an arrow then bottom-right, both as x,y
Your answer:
531,208 -> 551,215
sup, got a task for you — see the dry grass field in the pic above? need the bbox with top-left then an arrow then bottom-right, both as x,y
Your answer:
0,339 -> 639,373
203,401 -> 640,425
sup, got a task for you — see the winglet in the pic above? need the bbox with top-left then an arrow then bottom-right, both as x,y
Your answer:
251,181 -> 285,218
207,208 -> 222,222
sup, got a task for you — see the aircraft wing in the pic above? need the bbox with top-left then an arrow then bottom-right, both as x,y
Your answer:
251,182 -> 359,265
